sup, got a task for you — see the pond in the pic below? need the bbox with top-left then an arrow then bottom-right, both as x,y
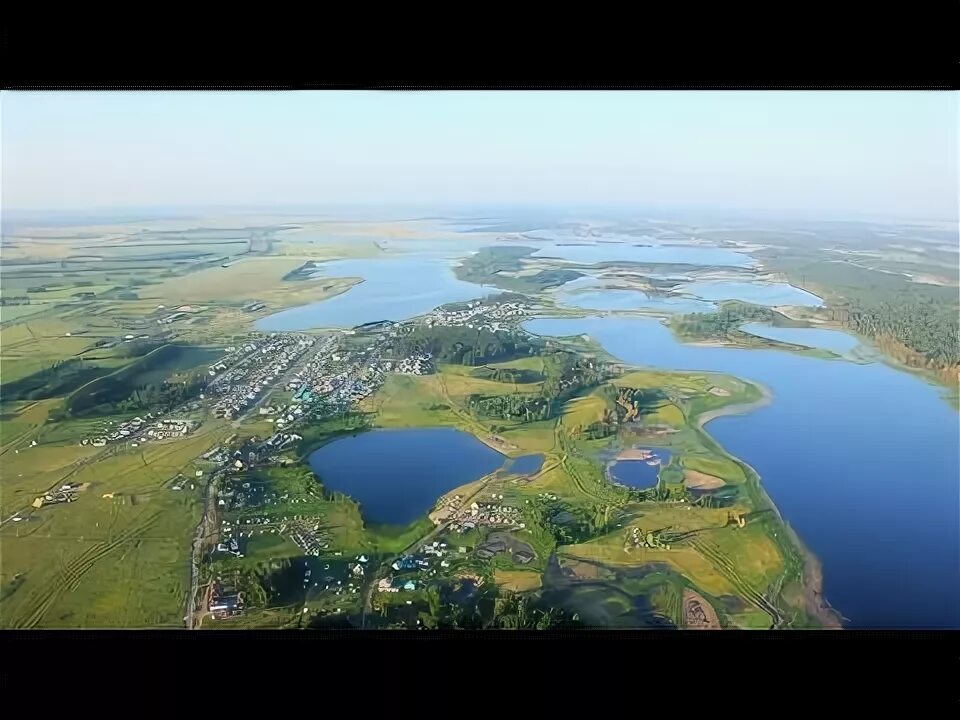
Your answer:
503,454 -> 544,476
608,449 -> 673,489
308,428 -> 506,525
524,315 -> 960,629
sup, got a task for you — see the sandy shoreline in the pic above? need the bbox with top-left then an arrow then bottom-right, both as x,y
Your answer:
694,381 -> 774,429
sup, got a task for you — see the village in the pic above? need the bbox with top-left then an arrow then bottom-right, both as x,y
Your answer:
207,333 -> 318,419
67,298 -> 533,455
432,491 -> 527,534
421,298 -> 529,332
161,298 -> 542,624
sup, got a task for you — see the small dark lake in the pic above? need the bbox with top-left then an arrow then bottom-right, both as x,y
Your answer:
308,428 -> 506,525
609,449 -> 672,489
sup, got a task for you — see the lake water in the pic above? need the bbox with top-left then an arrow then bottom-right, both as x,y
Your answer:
504,454 -> 544,475
676,281 -> 824,307
609,449 -> 673,489
558,287 -> 716,314
308,428 -> 506,525
739,322 -> 862,356
531,243 -> 756,268
525,315 -> 960,629
256,255 -> 492,330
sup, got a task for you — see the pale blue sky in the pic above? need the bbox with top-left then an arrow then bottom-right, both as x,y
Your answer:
2,91 -> 957,220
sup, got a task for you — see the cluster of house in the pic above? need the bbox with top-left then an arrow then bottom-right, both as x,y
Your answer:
260,431 -> 303,451
81,416 -> 199,447
215,518 -> 245,557
474,537 -> 535,564
32,483 -> 84,508
392,352 -> 433,375
447,496 -> 526,534
287,519 -> 329,557
215,535 -> 242,556
422,299 -> 529,332
284,339 -> 391,413
381,543 -> 461,584
168,470 -> 203,491
150,418 -> 200,439
349,555 -> 370,578
207,334 -> 317,419
208,582 -> 243,618
257,403 -> 306,428
377,577 -> 418,593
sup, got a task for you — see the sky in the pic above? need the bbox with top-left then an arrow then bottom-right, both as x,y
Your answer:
2,91 -> 957,221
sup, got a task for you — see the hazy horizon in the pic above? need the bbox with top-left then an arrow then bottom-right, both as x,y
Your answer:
2,91 -> 957,223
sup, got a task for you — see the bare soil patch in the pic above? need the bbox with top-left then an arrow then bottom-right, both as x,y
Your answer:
682,589 -> 721,629
683,469 -> 726,490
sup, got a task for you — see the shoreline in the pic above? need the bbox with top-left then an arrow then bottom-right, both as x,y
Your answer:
692,380 -> 844,629
694,381 -> 774,429
786,521 -> 846,629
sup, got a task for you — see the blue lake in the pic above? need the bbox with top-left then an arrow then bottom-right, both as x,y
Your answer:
256,255 -> 491,330
739,322 -> 862,356
609,449 -> 673,489
677,281 -> 824,307
504,454 -> 544,475
525,315 -> 960,629
308,428 -> 506,526
531,243 -> 756,268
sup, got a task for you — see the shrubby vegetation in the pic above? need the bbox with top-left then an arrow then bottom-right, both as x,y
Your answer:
671,301 -> 802,340
468,393 -> 551,422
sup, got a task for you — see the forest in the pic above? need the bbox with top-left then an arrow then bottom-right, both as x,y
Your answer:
830,298 -> 959,368
753,249 -> 960,377
391,325 -> 544,366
